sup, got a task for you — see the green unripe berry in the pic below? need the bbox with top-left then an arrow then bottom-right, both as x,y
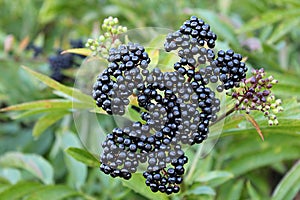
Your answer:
267,95 -> 275,102
275,99 -> 282,105
277,106 -> 283,112
108,20 -> 114,26
87,38 -> 94,44
113,18 -> 119,24
106,25 -> 112,31
99,35 -> 106,42
245,108 -> 250,114
90,46 -> 96,51
270,103 -> 277,109
114,39 -> 121,46
103,18 -> 109,25
271,80 -> 278,84
268,120 -> 273,126
111,27 -> 118,34
269,114 -> 276,120
102,24 -> 108,30
268,75 -> 274,81
104,32 -> 110,38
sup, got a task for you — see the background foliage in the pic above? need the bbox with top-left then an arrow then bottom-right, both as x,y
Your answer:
0,0 -> 299,199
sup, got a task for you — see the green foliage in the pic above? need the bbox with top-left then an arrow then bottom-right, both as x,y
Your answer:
272,161 -> 300,200
123,173 -> 169,200
0,152 -> 54,184
65,147 -> 99,168
0,0 -> 299,199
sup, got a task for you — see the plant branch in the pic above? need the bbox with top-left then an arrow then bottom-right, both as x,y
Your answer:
210,106 -> 236,126
210,97 -> 246,127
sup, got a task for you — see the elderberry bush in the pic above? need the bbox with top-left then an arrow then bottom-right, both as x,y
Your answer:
92,16 -> 249,194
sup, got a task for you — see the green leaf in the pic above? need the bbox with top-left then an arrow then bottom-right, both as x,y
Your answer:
222,132 -> 300,160
123,173 -> 168,200
196,171 -> 234,187
127,105 -> 143,122
190,9 -> 238,44
61,48 -> 92,56
0,168 -> 21,184
145,48 -> 159,69
269,72 -> 300,99
21,66 -> 95,106
0,99 -> 88,112
272,161 -> 300,200
185,186 -> 216,196
271,0 -> 300,6
220,180 -> 244,200
60,132 -> 87,189
24,185 -> 81,200
225,143 -> 300,176
65,147 -> 99,168
0,182 -> 44,200
268,18 -> 300,43
159,52 -> 178,71
38,0 -> 57,24
238,8 -> 300,33
247,181 -> 261,200
33,111 -> 68,138
11,108 -> 65,119
0,184 -> 10,194
0,177 -> 10,184
0,152 -> 54,184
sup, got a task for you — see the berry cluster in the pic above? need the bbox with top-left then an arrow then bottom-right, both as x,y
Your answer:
26,43 -> 43,58
93,16 -> 248,194
143,154 -> 188,194
165,16 -> 217,52
92,43 -> 150,115
165,16 -> 247,91
86,16 -> 127,57
228,68 -> 283,125
49,39 -> 86,82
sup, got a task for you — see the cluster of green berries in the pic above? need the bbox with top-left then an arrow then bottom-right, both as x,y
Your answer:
85,16 -> 128,57
228,68 -> 283,125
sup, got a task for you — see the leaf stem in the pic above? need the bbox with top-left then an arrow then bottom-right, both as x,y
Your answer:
210,97 -> 246,126
185,146 -> 203,183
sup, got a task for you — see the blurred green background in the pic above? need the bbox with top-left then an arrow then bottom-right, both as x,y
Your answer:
0,0 -> 300,199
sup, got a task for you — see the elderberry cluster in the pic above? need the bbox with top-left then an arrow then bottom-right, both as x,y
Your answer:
93,16 -> 248,194
25,43 -> 43,58
48,39 -> 86,82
